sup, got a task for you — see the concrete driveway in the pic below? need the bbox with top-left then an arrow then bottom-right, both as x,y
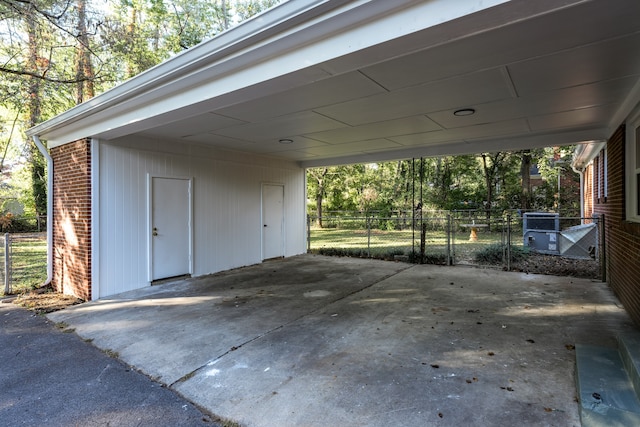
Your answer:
48,255 -> 634,427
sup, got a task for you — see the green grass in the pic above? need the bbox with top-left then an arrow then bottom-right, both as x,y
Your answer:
2,235 -> 47,294
309,226 -> 508,264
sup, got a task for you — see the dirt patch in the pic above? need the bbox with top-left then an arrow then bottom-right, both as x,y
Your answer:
10,287 -> 84,314
510,253 -> 601,279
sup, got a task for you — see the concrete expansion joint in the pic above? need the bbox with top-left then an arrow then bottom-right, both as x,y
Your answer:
169,264 -> 414,389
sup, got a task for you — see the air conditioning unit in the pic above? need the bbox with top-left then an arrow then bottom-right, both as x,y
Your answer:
523,212 -> 560,255
559,223 -> 597,259
523,212 -> 560,232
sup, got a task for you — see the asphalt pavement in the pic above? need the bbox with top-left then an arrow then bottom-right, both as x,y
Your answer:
0,301 -> 218,427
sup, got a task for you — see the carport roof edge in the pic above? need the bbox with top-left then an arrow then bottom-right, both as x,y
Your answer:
27,0 -> 520,148
25,0 -> 347,144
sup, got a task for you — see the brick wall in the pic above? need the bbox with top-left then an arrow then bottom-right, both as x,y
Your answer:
50,139 -> 92,300
593,124 -> 640,326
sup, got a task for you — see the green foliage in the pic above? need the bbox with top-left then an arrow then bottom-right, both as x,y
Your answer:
308,146 -> 581,221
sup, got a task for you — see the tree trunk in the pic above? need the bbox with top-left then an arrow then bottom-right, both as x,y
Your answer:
126,5 -> 138,78
75,0 -> 94,104
315,168 -> 328,227
25,7 -> 47,217
520,150 -> 531,212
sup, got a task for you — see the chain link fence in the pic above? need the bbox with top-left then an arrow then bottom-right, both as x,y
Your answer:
308,211 -> 604,280
1,232 -> 47,296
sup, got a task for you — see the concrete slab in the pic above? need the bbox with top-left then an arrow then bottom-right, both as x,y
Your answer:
48,254 -> 635,427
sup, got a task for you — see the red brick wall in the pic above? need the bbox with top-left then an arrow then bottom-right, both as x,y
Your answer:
50,139 -> 92,300
593,124 -> 640,326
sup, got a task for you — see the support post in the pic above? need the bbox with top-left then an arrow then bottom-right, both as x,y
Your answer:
506,214 -> 512,271
307,215 -> 311,253
367,215 -> 371,258
4,233 -> 9,294
420,221 -> 426,264
598,214 -> 606,282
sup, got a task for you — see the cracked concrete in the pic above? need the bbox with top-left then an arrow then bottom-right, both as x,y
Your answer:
47,254 -> 634,426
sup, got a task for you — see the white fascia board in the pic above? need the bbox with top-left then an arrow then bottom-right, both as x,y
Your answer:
31,0 -> 522,147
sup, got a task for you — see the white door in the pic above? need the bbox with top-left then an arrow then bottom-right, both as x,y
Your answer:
262,184 -> 284,259
151,177 -> 191,281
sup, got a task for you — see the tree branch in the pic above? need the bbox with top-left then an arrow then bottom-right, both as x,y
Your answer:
0,65 -> 95,84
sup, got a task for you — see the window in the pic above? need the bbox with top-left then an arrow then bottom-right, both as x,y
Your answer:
626,113 -> 640,222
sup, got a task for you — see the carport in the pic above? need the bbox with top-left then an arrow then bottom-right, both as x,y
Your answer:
26,0 -> 640,301
48,255 -> 633,426
27,1 -> 640,424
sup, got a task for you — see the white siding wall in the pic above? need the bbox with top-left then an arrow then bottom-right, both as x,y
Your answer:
96,137 -> 306,298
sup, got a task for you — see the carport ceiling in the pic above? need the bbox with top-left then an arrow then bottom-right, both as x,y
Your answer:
31,0 -> 640,167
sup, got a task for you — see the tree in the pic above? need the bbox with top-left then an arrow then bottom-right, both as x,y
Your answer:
307,167 -> 328,227
75,0 -> 94,103
519,149 -> 531,211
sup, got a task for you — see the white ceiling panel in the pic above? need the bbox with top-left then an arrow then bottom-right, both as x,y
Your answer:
305,138 -> 402,156
306,115 -> 442,144
211,111 -> 348,141
390,119 -> 530,146
215,71 -> 387,122
427,77 -> 637,129
508,33 -> 640,96
238,136 -> 330,153
139,113 -> 246,139
528,105 -> 618,132
182,133 -> 256,149
359,0 -> 640,92
315,68 -> 514,126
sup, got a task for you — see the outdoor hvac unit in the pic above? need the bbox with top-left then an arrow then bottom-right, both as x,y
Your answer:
523,212 -> 560,255
559,223 -> 597,259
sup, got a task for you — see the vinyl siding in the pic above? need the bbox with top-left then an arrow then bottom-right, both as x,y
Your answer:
96,137 -> 305,298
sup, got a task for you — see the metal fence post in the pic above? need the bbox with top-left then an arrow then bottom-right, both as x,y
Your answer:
367,215 -> 371,258
420,221 -> 426,264
506,214 -> 512,271
4,233 -> 9,295
307,215 -> 311,253
452,214 -> 456,265
446,214 -> 452,265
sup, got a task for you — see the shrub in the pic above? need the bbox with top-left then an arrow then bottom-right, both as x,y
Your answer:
474,244 -> 529,264
407,250 -> 447,265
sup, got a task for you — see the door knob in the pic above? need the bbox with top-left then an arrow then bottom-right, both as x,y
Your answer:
264,224 -> 267,227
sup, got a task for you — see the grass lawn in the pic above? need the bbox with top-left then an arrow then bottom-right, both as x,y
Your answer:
309,226 -> 507,262
2,234 -> 47,294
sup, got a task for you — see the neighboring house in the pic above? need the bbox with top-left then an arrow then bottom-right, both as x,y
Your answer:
27,0 -> 640,311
